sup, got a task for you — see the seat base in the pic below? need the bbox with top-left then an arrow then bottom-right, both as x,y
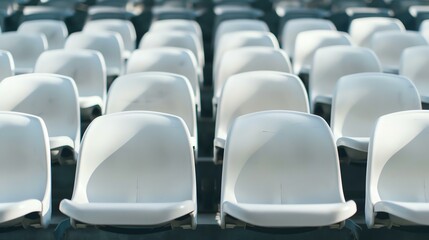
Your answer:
60,200 -> 196,228
374,201 -> 429,226
0,200 -> 43,227
222,201 -> 357,228
336,137 -> 369,163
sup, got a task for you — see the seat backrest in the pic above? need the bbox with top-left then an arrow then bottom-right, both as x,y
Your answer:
0,73 -> 80,149
400,46 -> 429,98
87,5 -> 134,20
138,31 -> 204,68
0,112 -> 50,202
294,30 -> 352,75
214,19 -> 269,50
149,19 -> 203,42
213,31 -> 279,82
18,20 -> 68,50
215,47 -> 292,99
0,50 -> 14,81
0,112 -> 51,226
370,31 -> 427,72
419,18 -> 429,32
331,73 -> 421,140
106,72 -> 196,139
366,110 -> 429,227
126,48 -> 199,102
0,32 -> 47,72
215,71 -> 309,143
83,19 -> 136,54
281,18 -> 336,58
309,46 -> 382,110
221,111 -> 346,205
349,17 -> 405,48
65,31 -> 124,76
71,111 -> 195,204
35,49 -> 106,103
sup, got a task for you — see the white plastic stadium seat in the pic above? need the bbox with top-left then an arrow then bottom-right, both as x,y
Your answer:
65,31 -> 124,77
0,32 -> 47,74
331,73 -> 421,161
213,31 -> 279,84
214,19 -> 269,50
419,19 -> 429,41
366,110 -> 429,228
83,19 -> 136,59
349,17 -> 405,48
419,18 -> 429,32
0,50 -> 14,81
60,111 -> 197,229
280,18 -> 336,59
213,71 -> 309,163
18,20 -> 68,50
309,46 -> 382,113
370,31 -> 427,74
35,49 -> 106,121
106,72 -> 197,149
294,30 -> 352,75
213,47 -> 292,112
400,46 -> 429,106
220,111 -> 356,228
127,48 -> 200,114
138,31 -> 204,81
149,19 -> 203,45
0,73 -> 80,164
0,112 -> 51,228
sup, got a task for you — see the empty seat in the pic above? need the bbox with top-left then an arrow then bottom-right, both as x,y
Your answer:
409,5 -> 429,29
94,0 -> 131,7
106,72 -> 197,150
213,31 -> 279,84
38,0 -> 80,8
293,30 -> 352,76
400,46 -> 429,107
349,17 -> 405,48
17,20 -> 68,50
213,5 -> 264,35
138,31 -> 204,80
151,5 -> 198,21
0,50 -> 14,81
280,18 -> 336,59
277,8 -> 331,39
370,30 -> 427,73
213,71 -> 309,163
366,110 -> 429,228
220,110 -> 356,228
0,73 -> 80,164
420,18 -> 429,31
65,31 -> 124,77
22,6 -> 74,22
419,19 -> 429,42
213,47 -> 292,113
149,19 -> 203,45
126,48 -> 200,114
214,19 -> 269,50
60,111 -> 196,229
83,19 -> 136,59
0,32 -> 47,74
331,73 -> 421,161
332,7 -> 393,32
34,49 -> 106,121
0,112 -> 51,228
309,46 -> 382,115
87,6 -> 137,20
345,7 -> 393,20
